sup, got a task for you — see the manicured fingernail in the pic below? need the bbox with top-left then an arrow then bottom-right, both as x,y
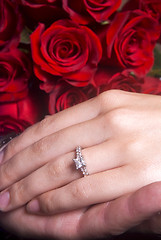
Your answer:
0,150 -> 4,164
0,191 -> 10,211
27,199 -> 40,213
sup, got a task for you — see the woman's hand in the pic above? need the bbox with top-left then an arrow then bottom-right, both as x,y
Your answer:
0,90 -> 161,214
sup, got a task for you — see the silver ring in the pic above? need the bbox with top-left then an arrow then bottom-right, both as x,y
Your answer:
73,146 -> 89,177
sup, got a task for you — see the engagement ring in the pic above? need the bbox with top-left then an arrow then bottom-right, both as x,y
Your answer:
73,146 -> 89,177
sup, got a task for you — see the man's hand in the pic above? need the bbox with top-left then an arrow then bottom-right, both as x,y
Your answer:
1,182 -> 161,239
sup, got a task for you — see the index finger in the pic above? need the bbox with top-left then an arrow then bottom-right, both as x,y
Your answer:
2,93 -> 101,163
2,89 -> 129,163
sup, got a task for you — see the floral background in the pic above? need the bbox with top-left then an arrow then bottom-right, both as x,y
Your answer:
0,0 -> 161,136
0,1 -> 161,239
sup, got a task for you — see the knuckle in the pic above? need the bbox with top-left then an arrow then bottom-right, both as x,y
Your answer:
38,117 -> 50,130
33,115 -> 54,135
32,137 -> 50,155
103,108 -> 130,131
70,180 -> 89,201
125,139 -> 142,157
0,164 -> 12,188
103,109 -> 121,129
12,182 -> 26,205
98,89 -> 123,110
39,193 -> 53,214
46,160 -> 65,180
4,138 -> 17,160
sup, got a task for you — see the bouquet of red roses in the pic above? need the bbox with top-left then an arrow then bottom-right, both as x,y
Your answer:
0,0 -> 161,135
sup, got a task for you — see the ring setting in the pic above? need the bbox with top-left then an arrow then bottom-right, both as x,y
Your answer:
73,146 -> 89,177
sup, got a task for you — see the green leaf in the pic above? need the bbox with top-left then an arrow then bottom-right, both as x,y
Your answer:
20,27 -> 31,44
149,44 -> 161,77
101,20 -> 110,25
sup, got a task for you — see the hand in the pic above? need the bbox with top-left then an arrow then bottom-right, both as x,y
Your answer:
1,182 -> 161,239
0,90 -> 161,214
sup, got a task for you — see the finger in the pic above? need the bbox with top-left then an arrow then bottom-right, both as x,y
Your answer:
0,206 -> 85,239
2,89 -> 139,164
0,140 -> 126,212
79,182 -> 161,238
2,89 -> 123,163
27,162 -> 159,216
0,112 -> 114,192
1,183 -> 161,240
0,133 -> 20,163
2,97 -> 99,163
26,165 -> 145,215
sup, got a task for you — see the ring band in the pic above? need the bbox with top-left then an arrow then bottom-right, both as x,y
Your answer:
73,146 -> 89,177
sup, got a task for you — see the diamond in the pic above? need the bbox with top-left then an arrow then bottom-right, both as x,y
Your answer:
73,157 -> 83,169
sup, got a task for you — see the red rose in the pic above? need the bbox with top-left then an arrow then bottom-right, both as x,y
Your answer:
49,81 -> 97,114
0,93 -> 43,135
63,0 -> 121,25
0,116 -> 30,136
123,0 -> 161,23
31,20 -> 102,90
17,0 -> 67,27
101,10 -> 160,76
124,0 -> 161,41
141,76 -> 161,95
94,66 -> 120,87
0,0 -> 23,52
0,49 -> 31,103
97,69 -> 143,93
140,0 -> 161,20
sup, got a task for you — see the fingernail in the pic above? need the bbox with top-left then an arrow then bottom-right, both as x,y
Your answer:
0,150 -> 4,164
0,191 -> 10,211
27,199 -> 40,213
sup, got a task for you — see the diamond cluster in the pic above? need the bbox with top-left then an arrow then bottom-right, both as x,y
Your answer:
73,146 -> 89,176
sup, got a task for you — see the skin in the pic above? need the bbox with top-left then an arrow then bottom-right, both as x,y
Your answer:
1,90 -> 161,239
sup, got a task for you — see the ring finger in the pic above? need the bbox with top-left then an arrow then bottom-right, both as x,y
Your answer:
0,114 -> 114,192
0,140 -> 125,212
